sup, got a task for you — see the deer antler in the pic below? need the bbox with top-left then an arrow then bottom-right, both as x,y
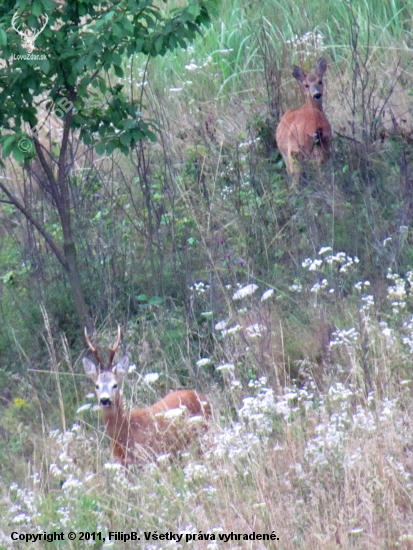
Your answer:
11,12 -> 25,37
108,325 -> 122,368
84,327 -> 103,368
36,13 -> 49,35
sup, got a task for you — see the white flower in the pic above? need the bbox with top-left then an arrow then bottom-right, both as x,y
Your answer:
62,476 -> 83,490
104,462 -> 124,470
12,514 -> 30,524
156,453 -> 171,463
143,372 -> 160,384
162,407 -> 186,419
76,403 -> 91,413
330,328 -> 359,347
215,320 -> 228,331
185,62 -> 199,71
216,363 -> 235,373
311,279 -> 329,293
50,463 -> 63,476
302,258 -> 323,271
246,324 -> 266,338
289,283 -> 302,292
260,288 -> 274,301
201,311 -> 213,318
196,358 -> 212,368
319,246 -> 332,255
233,284 -> 258,300
221,324 -> 242,336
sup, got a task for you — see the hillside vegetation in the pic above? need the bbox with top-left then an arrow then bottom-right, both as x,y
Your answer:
1,0 -> 413,548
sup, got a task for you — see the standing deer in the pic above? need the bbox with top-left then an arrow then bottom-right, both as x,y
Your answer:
276,57 -> 331,184
83,328 -> 211,466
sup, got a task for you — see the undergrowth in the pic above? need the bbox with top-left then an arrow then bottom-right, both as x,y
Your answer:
1,0 -> 413,548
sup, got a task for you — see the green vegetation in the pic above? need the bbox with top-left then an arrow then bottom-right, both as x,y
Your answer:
0,0 -> 413,547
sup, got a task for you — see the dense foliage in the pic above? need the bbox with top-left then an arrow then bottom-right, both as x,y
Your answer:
0,0 -> 413,547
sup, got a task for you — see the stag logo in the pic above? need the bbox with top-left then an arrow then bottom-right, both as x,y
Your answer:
12,11 -> 48,53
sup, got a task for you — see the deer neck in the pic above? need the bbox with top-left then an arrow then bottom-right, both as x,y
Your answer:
101,394 -> 130,443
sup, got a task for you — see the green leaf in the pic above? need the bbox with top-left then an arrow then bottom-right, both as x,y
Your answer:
0,28 -> 7,46
134,38 -> 144,52
12,146 -> 27,163
146,130 -> 157,142
113,64 -> 124,78
148,296 -> 164,306
98,78 -> 108,94
2,135 -> 17,157
0,271 -> 14,284
120,131 -> 131,145
155,35 -> 164,53
38,58 -> 50,74
131,129 -> 145,141
106,140 -> 117,154
121,17 -> 134,35
95,142 -> 105,155
32,4 -> 42,17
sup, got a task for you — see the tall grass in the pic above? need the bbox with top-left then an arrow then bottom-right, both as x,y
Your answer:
2,263 -> 413,548
140,0 -> 413,93
1,0 -> 413,548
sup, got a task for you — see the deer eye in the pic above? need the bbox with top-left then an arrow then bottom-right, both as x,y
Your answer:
95,385 -> 99,390
319,80 -> 322,85
305,84 -> 309,88
113,384 -> 118,389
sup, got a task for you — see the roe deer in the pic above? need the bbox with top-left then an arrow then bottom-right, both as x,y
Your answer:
83,328 -> 211,466
276,57 -> 331,184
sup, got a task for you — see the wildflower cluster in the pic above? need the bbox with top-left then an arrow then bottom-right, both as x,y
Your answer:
8,483 -> 38,527
387,269 -> 413,313
189,281 -> 210,295
239,378 -> 277,436
285,30 -> 325,57
3,424 -> 106,541
384,270 -> 413,355
185,55 -> 213,72
302,384 -> 412,493
301,247 -> 360,297
233,283 -> 258,300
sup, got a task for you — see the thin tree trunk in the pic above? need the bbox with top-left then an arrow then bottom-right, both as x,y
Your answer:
4,92 -> 96,333
63,241 -> 94,333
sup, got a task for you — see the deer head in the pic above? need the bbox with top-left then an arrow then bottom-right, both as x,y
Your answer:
291,57 -> 328,108
83,327 -> 129,407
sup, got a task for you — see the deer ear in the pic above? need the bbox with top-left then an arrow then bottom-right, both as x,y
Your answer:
83,357 -> 98,382
316,57 -> 327,77
113,355 -> 129,380
292,65 -> 306,82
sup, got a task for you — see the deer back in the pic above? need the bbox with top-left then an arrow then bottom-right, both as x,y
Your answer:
128,390 -> 211,462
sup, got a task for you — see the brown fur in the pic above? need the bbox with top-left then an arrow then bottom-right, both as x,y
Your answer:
276,57 -> 331,182
83,351 -> 210,466
101,389 -> 211,466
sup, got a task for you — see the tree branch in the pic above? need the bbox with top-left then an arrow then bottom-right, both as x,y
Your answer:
0,179 -> 68,271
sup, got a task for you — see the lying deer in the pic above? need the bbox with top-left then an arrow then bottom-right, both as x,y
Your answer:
276,57 -> 331,184
83,328 -> 211,466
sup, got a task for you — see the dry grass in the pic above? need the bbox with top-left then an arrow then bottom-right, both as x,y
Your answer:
2,268 -> 413,548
